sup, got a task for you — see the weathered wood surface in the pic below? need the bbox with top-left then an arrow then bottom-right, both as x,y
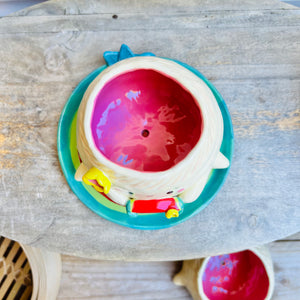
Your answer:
0,0 -> 299,260
57,239 -> 300,299
281,232 -> 300,240
10,0 -> 296,16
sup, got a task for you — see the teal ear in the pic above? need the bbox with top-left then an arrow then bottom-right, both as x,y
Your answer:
103,44 -> 155,66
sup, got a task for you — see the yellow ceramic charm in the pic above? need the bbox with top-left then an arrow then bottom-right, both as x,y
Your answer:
82,167 -> 111,194
165,209 -> 179,219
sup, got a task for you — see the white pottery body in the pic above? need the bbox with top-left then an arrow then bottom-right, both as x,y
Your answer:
76,56 -> 229,205
21,244 -> 61,300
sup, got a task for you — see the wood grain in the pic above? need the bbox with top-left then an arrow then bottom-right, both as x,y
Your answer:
10,0 -> 295,17
0,0 -> 299,260
57,240 -> 300,299
2,10 -> 300,34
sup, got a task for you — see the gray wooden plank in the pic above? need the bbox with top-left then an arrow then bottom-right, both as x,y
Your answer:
0,27 -> 299,86
1,10 -> 300,34
10,0 -> 295,17
58,259 -> 188,300
270,241 -> 300,299
0,0 -> 44,1
282,0 -> 300,8
0,1 -> 46,17
56,241 -> 300,299
280,232 -> 300,240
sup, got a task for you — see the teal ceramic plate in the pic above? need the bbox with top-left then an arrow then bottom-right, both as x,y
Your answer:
57,59 -> 234,230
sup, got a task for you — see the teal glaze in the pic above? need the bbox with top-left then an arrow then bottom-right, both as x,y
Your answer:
57,47 -> 234,230
126,200 -> 137,217
104,44 -> 155,66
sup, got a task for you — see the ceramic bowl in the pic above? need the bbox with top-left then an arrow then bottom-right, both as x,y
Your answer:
75,56 -> 229,208
174,247 -> 274,300
199,248 -> 274,300
0,236 -> 61,300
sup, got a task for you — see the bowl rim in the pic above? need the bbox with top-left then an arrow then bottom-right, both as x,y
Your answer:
88,67 -> 203,172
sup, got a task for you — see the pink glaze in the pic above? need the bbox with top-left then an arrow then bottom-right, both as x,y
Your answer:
91,69 -> 202,171
202,250 -> 269,300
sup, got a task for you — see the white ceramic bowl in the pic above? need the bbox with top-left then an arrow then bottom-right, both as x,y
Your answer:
76,56 -> 229,205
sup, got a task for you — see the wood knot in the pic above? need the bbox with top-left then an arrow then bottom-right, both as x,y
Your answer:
44,45 -> 68,72
248,214 -> 258,228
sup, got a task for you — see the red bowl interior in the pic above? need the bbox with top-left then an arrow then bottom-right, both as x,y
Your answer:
202,250 -> 269,300
91,69 -> 202,172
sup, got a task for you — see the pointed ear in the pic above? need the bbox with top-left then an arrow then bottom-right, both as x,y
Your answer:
74,163 -> 89,181
212,152 -> 230,169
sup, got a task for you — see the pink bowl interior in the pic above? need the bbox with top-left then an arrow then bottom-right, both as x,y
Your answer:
91,69 -> 202,172
202,250 -> 269,300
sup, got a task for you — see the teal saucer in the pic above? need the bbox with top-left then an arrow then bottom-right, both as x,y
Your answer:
57,58 -> 234,230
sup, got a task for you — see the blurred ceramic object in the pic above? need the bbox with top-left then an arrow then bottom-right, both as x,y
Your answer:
0,236 -> 61,300
173,246 -> 274,300
75,45 -> 229,218
22,244 -> 61,300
